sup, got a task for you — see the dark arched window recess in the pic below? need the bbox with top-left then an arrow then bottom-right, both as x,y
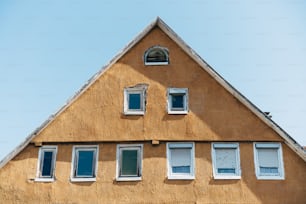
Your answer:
144,46 -> 169,65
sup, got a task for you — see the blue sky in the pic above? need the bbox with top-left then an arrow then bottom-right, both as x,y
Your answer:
0,0 -> 305,160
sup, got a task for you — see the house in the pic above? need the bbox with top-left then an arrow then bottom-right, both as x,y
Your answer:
0,17 -> 305,203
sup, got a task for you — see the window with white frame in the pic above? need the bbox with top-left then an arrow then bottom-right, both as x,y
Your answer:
167,142 -> 195,180
212,143 -> 241,179
71,145 -> 98,182
254,143 -> 284,180
116,144 -> 143,181
167,88 -> 188,114
124,86 -> 147,115
35,146 -> 57,182
144,46 -> 169,65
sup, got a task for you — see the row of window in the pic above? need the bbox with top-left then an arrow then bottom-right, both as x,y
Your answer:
124,87 -> 188,115
35,142 -> 284,182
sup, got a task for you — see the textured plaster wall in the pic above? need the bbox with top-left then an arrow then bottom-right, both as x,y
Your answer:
1,27 -> 305,203
0,142 -> 305,203
33,27 -> 281,143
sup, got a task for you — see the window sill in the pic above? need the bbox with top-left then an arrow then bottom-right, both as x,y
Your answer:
70,177 -> 96,182
256,175 -> 285,180
145,62 -> 169,66
116,177 -> 142,182
168,175 -> 195,180
124,111 -> 145,116
168,111 -> 188,115
213,175 -> 241,180
34,178 -> 55,182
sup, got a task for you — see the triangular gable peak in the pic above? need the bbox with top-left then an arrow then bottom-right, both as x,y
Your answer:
0,17 -> 305,169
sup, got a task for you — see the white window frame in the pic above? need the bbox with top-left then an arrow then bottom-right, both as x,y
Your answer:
35,146 -> 57,182
211,143 -> 241,180
167,88 -> 189,114
116,144 -> 143,181
144,46 -> 169,66
70,145 -> 99,182
124,87 -> 146,115
167,142 -> 195,180
254,142 -> 285,180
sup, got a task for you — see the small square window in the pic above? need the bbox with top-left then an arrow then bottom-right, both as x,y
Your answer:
128,93 -> 141,110
254,143 -> 284,180
124,86 -> 147,115
167,88 -> 188,114
212,143 -> 241,179
167,143 -> 195,180
71,145 -> 98,182
116,144 -> 143,181
35,146 -> 57,182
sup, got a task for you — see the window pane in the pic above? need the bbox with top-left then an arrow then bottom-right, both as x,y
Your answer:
172,166 -> 190,173
260,167 -> 279,174
121,150 -> 138,176
129,93 -> 141,110
218,168 -> 236,174
171,94 -> 184,109
42,151 -> 53,177
147,50 -> 167,62
171,148 -> 191,173
76,151 -> 94,177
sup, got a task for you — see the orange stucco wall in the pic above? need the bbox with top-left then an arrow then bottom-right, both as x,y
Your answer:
1,27 -> 305,203
32,27 -> 281,143
0,142 -> 305,203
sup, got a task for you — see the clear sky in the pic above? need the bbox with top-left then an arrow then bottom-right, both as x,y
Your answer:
0,0 -> 305,160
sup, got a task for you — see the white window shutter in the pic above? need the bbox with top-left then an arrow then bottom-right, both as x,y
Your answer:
171,149 -> 191,166
215,149 -> 236,169
258,148 -> 279,167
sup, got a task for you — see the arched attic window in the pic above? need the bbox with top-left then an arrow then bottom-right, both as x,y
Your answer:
144,46 -> 169,65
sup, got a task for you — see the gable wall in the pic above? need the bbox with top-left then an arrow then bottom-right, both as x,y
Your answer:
33,27 -> 282,143
0,26 -> 305,203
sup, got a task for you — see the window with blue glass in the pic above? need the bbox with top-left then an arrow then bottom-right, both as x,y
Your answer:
71,146 -> 98,182
254,143 -> 284,180
42,151 -> 54,176
167,143 -> 195,180
76,150 -> 94,177
128,93 -> 141,110
124,86 -> 147,115
212,143 -> 241,179
172,94 -> 184,109
120,149 -> 139,176
167,88 -> 188,114
35,146 -> 57,182
116,144 -> 143,181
